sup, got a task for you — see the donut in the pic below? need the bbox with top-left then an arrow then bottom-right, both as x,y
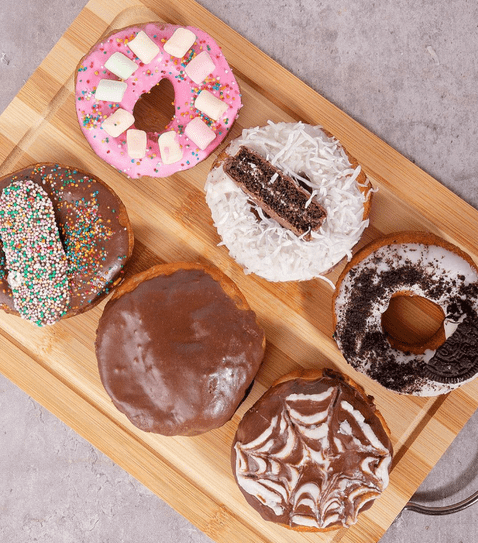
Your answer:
232,368 -> 393,531
205,121 -> 373,283
75,23 -> 242,178
333,232 -> 478,396
95,262 -> 266,436
0,164 -> 133,325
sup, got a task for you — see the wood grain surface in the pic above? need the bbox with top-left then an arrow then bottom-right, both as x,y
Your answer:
0,0 -> 478,542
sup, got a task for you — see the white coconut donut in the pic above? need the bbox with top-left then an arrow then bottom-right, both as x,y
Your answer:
205,121 -> 372,283
333,232 -> 478,396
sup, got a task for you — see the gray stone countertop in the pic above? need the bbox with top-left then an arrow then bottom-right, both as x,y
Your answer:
0,1 -> 477,541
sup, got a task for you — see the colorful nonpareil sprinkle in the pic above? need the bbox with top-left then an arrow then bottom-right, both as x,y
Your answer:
0,180 -> 70,326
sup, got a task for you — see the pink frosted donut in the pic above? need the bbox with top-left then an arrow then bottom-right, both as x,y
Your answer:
75,23 -> 242,178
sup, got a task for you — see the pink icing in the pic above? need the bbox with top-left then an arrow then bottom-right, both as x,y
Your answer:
75,23 -> 242,179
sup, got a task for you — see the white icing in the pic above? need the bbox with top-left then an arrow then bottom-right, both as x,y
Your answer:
341,401 -> 389,453
272,424 -> 297,459
291,514 -> 320,528
294,482 -> 321,506
235,476 -> 285,516
205,121 -> 371,282
240,415 -> 278,450
287,407 -> 328,425
334,437 -> 345,452
375,455 -> 392,488
287,388 -> 334,403
339,419 -> 353,435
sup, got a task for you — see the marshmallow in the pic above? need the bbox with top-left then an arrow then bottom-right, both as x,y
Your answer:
127,129 -> 147,159
185,51 -> 215,84
104,52 -> 138,80
127,31 -> 160,64
95,79 -> 127,102
163,28 -> 196,58
185,117 -> 216,150
158,131 -> 183,164
194,90 -> 228,121
101,108 -> 135,138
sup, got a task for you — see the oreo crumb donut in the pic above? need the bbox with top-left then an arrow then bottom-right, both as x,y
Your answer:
232,368 -> 393,531
95,262 -> 266,436
75,23 -> 241,178
205,121 -> 372,283
333,232 -> 478,396
0,164 -> 133,325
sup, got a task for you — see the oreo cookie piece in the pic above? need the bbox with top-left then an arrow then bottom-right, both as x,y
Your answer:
424,317 -> 478,384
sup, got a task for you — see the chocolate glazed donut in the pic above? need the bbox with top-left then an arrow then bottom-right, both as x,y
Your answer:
0,163 -> 133,319
95,262 -> 266,436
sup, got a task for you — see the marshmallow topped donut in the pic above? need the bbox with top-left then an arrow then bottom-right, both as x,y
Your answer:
232,369 -> 393,531
75,23 -> 241,178
333,232 -> 478,396
0,164 -> 133,325
205,122 -> 372,283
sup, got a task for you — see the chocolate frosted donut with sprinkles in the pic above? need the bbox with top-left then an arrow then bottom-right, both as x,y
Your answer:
0,164 -> 134,324
75,23 -> 241,178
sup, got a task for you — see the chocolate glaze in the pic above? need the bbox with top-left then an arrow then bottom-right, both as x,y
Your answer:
0,164 -> 133,317
224,146 -> 327,240
95,266 -> 265,436
232,370 -> 393,530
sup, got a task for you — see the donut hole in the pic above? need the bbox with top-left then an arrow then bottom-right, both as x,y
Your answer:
132,78 -> 176,134
381,294 -> 446,354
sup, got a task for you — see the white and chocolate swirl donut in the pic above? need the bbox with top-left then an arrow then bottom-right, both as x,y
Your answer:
232,369 -> 393,531
333,232 -> 478,396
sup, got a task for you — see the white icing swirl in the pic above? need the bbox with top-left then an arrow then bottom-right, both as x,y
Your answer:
234,382 -> 392,529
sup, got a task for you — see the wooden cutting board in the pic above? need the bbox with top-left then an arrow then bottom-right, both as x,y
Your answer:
1,0 -> 478,541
